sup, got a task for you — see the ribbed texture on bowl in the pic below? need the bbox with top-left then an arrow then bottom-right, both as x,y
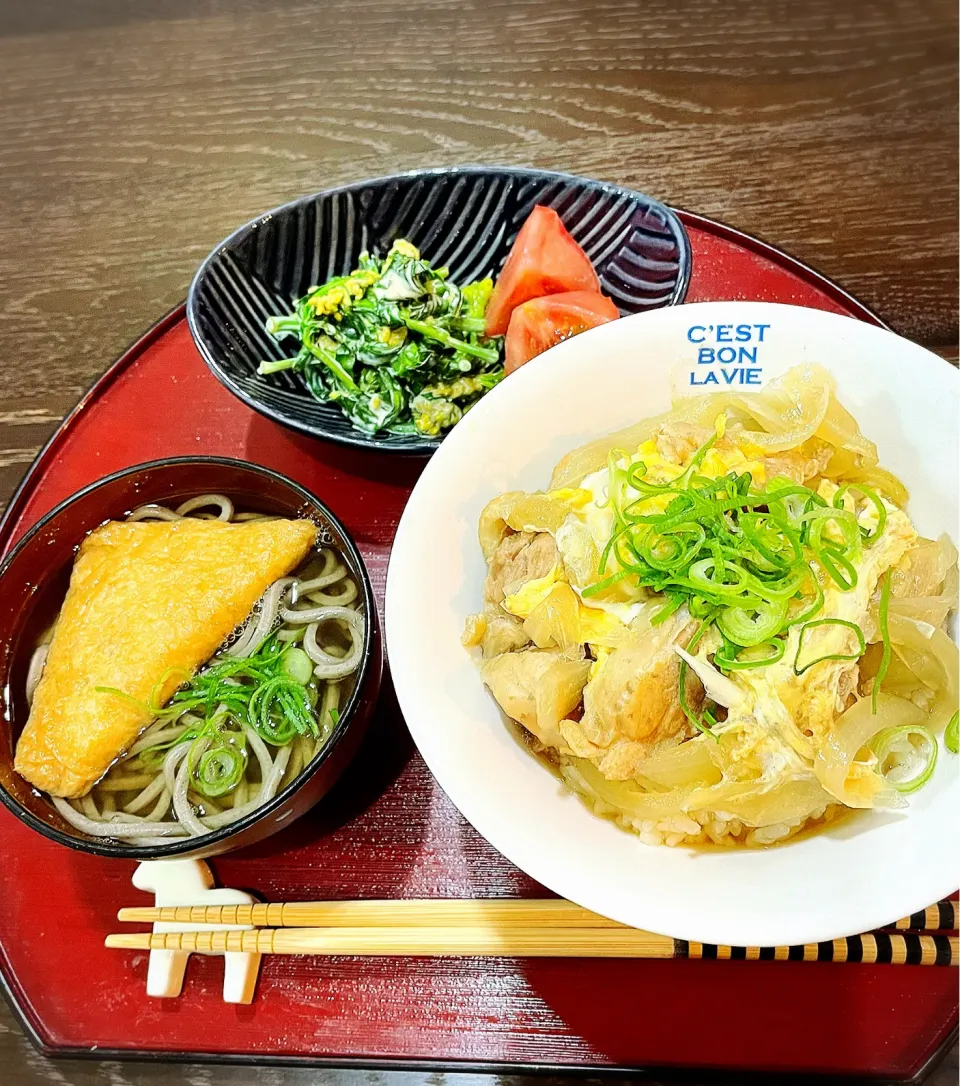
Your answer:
188,167 -> 691,454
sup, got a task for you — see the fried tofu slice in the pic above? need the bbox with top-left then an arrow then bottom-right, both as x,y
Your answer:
15,517 -> 317,797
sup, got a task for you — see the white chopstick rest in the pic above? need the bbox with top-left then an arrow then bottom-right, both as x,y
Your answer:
131,859 -> 262,1004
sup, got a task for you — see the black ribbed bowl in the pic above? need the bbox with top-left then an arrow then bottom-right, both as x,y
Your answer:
187,167 -> 691,455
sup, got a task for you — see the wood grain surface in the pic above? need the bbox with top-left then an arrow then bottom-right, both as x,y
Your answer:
0,0 -> 956,1083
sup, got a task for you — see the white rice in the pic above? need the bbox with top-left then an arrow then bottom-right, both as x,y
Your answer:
564,773 -> 841,848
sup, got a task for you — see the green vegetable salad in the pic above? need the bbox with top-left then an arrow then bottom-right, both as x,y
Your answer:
261,240 -> 504,436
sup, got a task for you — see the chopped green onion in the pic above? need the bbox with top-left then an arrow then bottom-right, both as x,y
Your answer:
742,566 -> 807,603
651,592 -> 685,626
194,744 -> 248,798
872,572 -> 892,714
94,686 -> 159,715
99,633 -> 327,794
945,711 -> 958,755
871,724 -> 938,793
687,595 -> 715,619
689,556 -> 751,601
783,574 -> 824,627
676,431 -> 719,485
766,481 -> 825,530
329,707 -> 341,726
581,570 -> 631,598
714,638 -> 786,671
587,438 -> 892,700
250,700 -> 299,745
717,598 -> 788,648
794,619 -> 866,675
833,483 -> 887,543
739,512 -> 803,570
813,541 -> 858,591
946,712 -> 960,755
282,647 -> 314,686
805,506 -> 862,553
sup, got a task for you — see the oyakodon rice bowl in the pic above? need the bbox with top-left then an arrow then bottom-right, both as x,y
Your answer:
386,301 -> 960,946
464,363 -> 957,849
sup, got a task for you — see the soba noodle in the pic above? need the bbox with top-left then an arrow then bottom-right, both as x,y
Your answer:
29,495 -> 365,844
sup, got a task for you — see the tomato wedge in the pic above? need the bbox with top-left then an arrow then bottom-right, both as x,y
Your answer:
504,290 -> 620,374
485,206 -> 600,336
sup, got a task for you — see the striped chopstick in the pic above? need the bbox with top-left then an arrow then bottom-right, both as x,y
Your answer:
117,895 -> 960,933
892,899 -> 957,932
105,925 -> 958,965
690,933 -> 956,965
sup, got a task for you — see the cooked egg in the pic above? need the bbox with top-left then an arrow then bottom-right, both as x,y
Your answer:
550,425 -> 768,625
501,565 -> 562,619
818,477 -> 896,539
579,607 -> 629,646
547,487 -> 592,509
501,561 -> 631,643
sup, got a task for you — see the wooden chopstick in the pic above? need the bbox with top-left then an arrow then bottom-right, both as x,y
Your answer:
105,926 -> 958,965
117,896 -> 959,933
117,898 -> 622,929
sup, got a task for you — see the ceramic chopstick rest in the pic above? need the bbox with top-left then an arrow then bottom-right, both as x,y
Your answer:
131,859 -> 262,1003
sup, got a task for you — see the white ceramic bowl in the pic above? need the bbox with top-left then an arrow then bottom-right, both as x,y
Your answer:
385,301 -> 959,947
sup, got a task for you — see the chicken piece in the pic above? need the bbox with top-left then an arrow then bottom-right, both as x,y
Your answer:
15,517 -> 317,797
483,531 -> 559,607
655,421 -> 709,465
478,490 -> 525,561
760,442 -> 831,484
480,649 -> 590,748
656,421 -> 831,486
560,611 -> 701,780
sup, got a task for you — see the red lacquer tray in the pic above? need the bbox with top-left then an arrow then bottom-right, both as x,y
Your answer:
0,212 -> 956,1082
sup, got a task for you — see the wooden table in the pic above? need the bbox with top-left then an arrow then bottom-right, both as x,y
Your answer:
0,1 -> 956,1082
